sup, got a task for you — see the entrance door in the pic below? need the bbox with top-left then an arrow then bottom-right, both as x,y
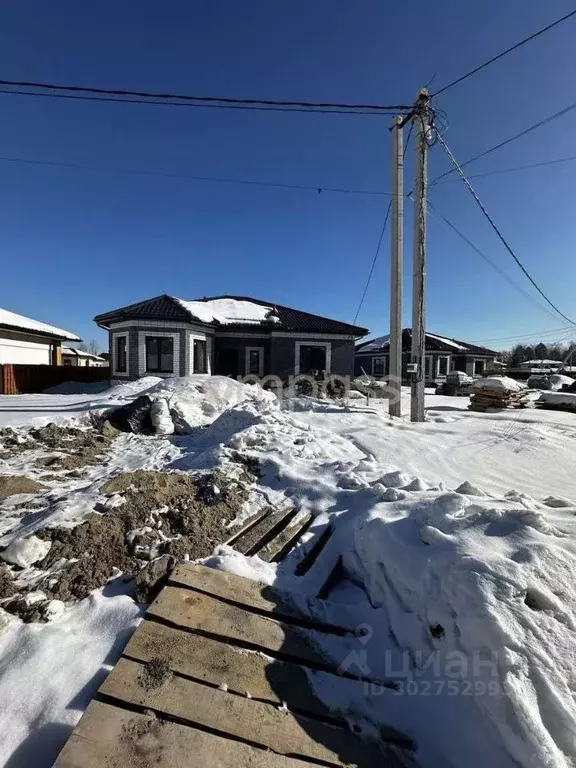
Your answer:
216,348 -> 240,377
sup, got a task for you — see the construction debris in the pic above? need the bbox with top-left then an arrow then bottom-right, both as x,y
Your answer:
536,392 -> 576,414
468,376 -> 530,412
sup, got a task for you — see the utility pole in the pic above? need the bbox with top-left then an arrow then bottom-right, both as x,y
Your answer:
389,115 -> 404,417
410,88 -> 430,423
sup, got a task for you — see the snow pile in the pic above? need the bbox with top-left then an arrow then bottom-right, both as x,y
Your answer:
174,297 -> 280,326
470,376 -> 526,393
1,535 -> 51,568
143,375 -> 276,433
343,489 -> 576,768
528,374 -> 574,392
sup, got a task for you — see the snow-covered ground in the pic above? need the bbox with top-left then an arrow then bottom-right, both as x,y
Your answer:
1,380 -> 576,768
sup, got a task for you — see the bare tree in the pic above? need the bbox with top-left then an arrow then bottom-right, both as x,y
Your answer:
77,339 -> 101,356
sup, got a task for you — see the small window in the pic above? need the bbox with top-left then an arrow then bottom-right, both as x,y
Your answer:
474,359 -> 485,376
116,336 -> 127,373
437,356 -> 449,376
63,358 -> 72,367
145,336 -> 173,373
425,356 -> 433,378
193,339 -> 207,374
373,357 -> 386,377
248,349 -> 261,375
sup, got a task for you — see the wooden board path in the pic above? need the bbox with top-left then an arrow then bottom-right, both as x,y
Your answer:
55,563 -> 416,768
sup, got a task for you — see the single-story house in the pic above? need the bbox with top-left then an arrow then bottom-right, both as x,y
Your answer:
94,294 -> 368,381
61,347 -> 108,368
0,306 -> 80,365
355,329 -> 498,383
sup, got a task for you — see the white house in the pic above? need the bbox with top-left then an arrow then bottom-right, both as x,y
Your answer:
0,307 -> 80,365
61,347 -> 107,367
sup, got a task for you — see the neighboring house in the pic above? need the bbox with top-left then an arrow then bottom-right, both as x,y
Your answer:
94,295 -> 367,381
518,359 -> 564,373
62,347 -> 108,368
0,307 -> 80,365
355,329 -> 498,382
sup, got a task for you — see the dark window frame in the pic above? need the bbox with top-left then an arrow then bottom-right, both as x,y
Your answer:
474,359 -> 485,376
193,338 -> 208,374
373,357 -> 386,377
145,336 -> 174,374
115,335 -> 127,373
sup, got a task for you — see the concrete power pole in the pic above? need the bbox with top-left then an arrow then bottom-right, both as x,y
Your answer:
410,88 -> 430,423
389,115 -> 404,417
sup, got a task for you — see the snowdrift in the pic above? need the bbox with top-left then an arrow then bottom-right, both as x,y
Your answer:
143,375 -> 276,433
344,488 -> 576,768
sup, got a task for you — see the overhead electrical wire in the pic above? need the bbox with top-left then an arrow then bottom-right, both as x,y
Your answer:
352,120 -> 415,325
0,79 -> 413,114
0,154 -> 393,196
470,326 -> 575,344
436,153 -> 576,183
429,98 -> 576,185
433,8 -> 576,96
426,199 -> 560,323
435,132 -> 576,326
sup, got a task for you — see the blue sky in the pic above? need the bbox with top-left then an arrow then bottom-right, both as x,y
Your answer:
1,1 -> 576,351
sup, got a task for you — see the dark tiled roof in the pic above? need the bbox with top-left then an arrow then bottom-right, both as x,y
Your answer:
95,294 -> 368,336
94,295 -> 193,325
356,328 -> 497,356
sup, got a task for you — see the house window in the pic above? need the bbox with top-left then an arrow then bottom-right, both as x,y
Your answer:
145,336 -> 174,373
246,347 -> 264,376
116,336 -> 127,373
295,342 -> 331,376
474,359 -> 485,376
193,339 -> 207,373
425,356 -> 433,378
437,356 -> 449,377
373,357 -> 387,377
63,358 -> 72,367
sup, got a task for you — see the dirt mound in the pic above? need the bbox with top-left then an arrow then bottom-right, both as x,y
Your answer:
138,658 -> 172,691
0,475 -> 47,500
35,470 -> 249,603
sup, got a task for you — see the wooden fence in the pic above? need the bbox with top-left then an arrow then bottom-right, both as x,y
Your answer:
0,364 -> 110,395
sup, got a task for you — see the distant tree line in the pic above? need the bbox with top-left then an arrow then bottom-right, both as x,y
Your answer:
502,340 -> 576,368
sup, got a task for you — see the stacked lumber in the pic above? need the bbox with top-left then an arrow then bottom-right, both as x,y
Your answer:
468,376 -> 530,412
536,392 -> 576,414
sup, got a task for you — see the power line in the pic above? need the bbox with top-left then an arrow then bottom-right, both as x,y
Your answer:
437,153 -> 576,183
0,88 -> 399,115
429,99 -> 576,185
0,78 -> 413,113
0,154 -> 393,196
471,326 -> 575,344
352,120 -> 415,325
426,199 -> 559,322
436,133 -> 575,325
433,8 -> 576,97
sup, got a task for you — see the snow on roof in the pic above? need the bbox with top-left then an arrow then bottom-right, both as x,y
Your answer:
174,297 -> 281,326
62,346 -> 105,360
0,307 -> 80,341
426,333 -> 467,351
519,359 -> 564,366
356,334 -> 390,353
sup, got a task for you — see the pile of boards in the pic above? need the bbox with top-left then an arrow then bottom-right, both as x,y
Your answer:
468,376 -> 530,412
536,391 -> 576,414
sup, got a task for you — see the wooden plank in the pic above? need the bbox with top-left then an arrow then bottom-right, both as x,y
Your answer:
99,657 -> 390,767
233,507 -> 298,556
123,618 -> 339,721
259,513 -> 313,562
168,562 -> 351,633
148,585 -> 332,669
54,699 -> 320,768
169,562 -> 301,620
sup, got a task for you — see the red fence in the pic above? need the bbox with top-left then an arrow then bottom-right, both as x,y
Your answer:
0,364 -> 110,395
